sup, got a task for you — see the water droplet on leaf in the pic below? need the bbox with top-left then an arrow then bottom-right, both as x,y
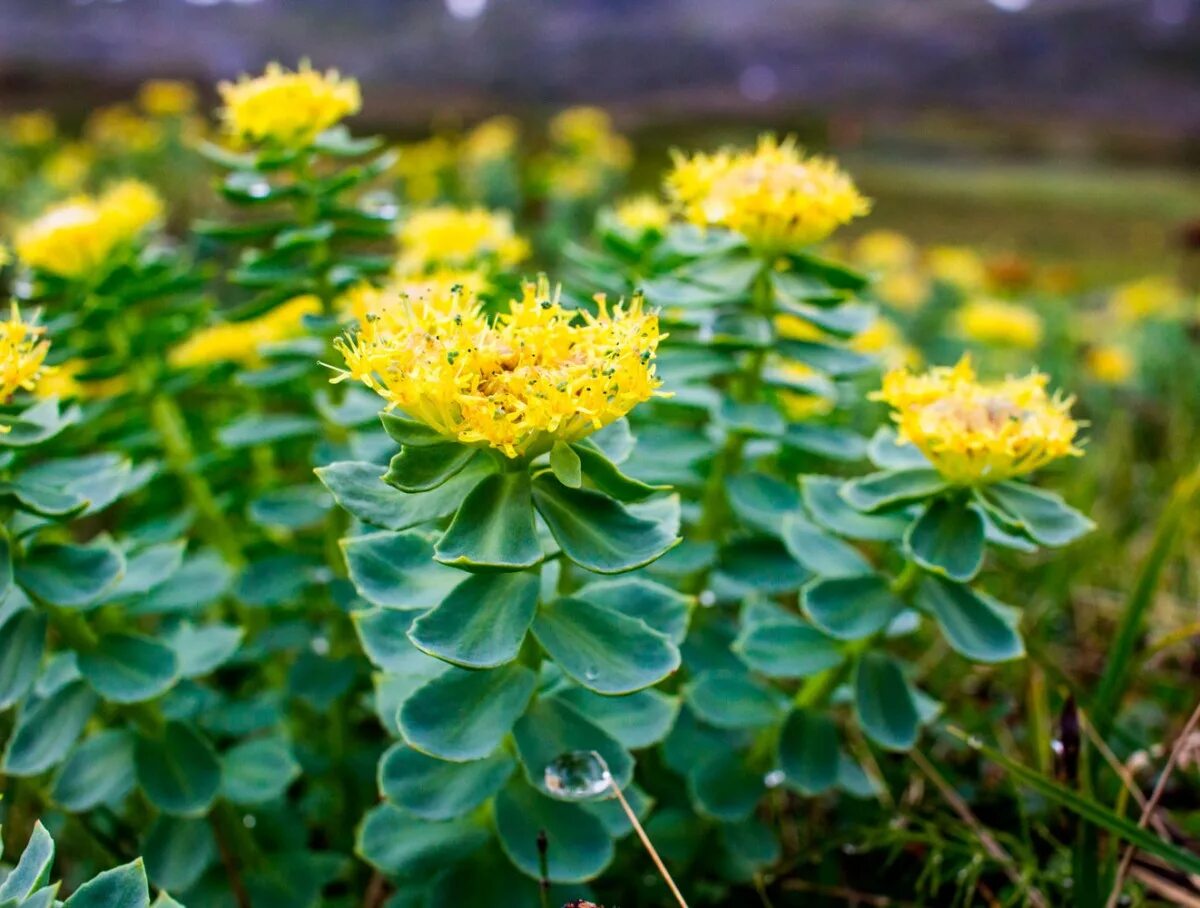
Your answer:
544,750 -> 613,800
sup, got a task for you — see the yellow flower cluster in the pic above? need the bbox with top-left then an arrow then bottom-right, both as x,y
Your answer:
956,298 -> 1043,350
15,180 -> 163,279
396,206 -> 529,273
461,116 -> 520,165
612,195 -> 671,233
5,111 -> 56,147
86,104 -> 163,153
36,359 -> 128,401
1108,275 -> 1181,324
138,80 -> 198,118
219,62 -> 361,146
926,246 -> 987,293
169,295 -> 320,369
338,268 -> 487,325
874,357 -> 1081,485
1084,344 -> 1134,385
334,277 -> 664,458
548,107 -> 633,171
665,135 -> 870,252
0,303 -> 52,403
393,136 -> 456,204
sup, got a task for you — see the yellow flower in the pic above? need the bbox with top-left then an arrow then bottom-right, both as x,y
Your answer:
665,135 -> 870,252
1084,344 -> 1134,385
0,303 -> 53,403
396,206 -> 529,273
873,356 -> 1081,485
393,135 -> 456,203
775,362 -> 834,421
338,268 -> 488,324
1108,275 -> 1181,323
851,316 -> 920,370
6,111 -> 56,147
15,180 -> 163,279
874,269 -> 930,312
35,358 -> 127,400
926,246 -> 986,293
612,195 -> 671,233
170,295 -> 320,369
86,104 -> 163,153
852,230 -> 917,272
956,298 -> 1043,350
334,276 -> 664,458
218,62 -> 360,146
41,143 -> 93,191
548,107 -> 632,170
138,79 -> 198,117
461,116 -> 519,164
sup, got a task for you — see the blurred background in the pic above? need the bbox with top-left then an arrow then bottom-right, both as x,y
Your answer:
1,0 -> 1199,282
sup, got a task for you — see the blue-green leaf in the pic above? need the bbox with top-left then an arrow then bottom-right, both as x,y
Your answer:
409,572 -> 540,669
435,471 -> 542,571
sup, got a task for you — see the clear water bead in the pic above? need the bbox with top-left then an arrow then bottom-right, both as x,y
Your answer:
543,750 -> 614,800
763,769 -> 786,789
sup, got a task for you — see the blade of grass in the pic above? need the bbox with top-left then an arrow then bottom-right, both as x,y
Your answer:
947,727 -> 1200,878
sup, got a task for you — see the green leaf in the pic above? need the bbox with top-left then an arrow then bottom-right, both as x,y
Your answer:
840,469 -> 947,513
734,621 -> 843,679
163,623 -> 243,678
867,427 -> 929,470
408,571 -> 540,669
3,680 -> 96,776
777,339 -> 873,377
979,481 -> 1094,547
574,578 -> 693,645
532,475 -> 677,574
904,498 -> 985,582
780,423 -> 867,462
218,414 -> 320,448
573,443 -> 665,502
855,653 -> 921,751
916,576 -> 1024,663
778,709 -> 840,795
78,633 -> 179,703
342,530 -> 463,609
512,696 -> 634,796
534,595 -> 680,695
316,458 -> 492,531
687,750 -> 763,822
0,609 -> 46,708
727,473 -> 800,536
5,479 -> 88,518
715,399 -> 784,437
380,412 -> 447,447
802,574 -> 904,640
435,472 -> 542,571
0,821 -> 54,900
549,441 -> 582,488
379,743 -> 514,820
715,537 -> 808,596
352,609 -> 446,675
248,484 -> 331,530
142,815 -> 215,893
98,543 -> 185,602
129,550 -> 232,616
0,398 -> 79,447
781,512 -> 870,578
383,444 -> 479,493
17,540 -> 125,608
51,730 -> 136,810
357,803 -> 487,877
494,779 -> 613,883
399,663 -> 536,762
135,721 -> 221,816
63,860 -> 149,908
683,670 -> 786,729
221,736 -> 301,804
956,730 -> 1200,877
554,687 -> 680,750
801,475 -> 909,541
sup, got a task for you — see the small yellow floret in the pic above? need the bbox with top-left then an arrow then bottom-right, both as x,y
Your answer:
169,295 -> 320,369
15,180 -> 163,279
1108,275 -> 1181,324
926,246 -> 986,293
218,62 -> 360,146
86,104 -> 163,153
875,269 -> 930,312
548,107 -> 632,170
613,195 -> 671,233
396,206 -> 529,273
338,269 -> 488,325
462,116 -> 519,164
853,230 -> 917,272
665,135 -> 870,252
0,303 -> 53,405
334,276 -> 664,458
138,80 -> 198,117
1084,344 -> 1134,385
956,298 -> 1043,350
873,356 -> 1081,485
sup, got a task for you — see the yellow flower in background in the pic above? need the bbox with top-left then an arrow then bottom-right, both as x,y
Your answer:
86,104 -> 163,153
852,230 -> 917,272
851,316 -> 920,371
169,295 -> 320,369
461,116 -> 519,164
397,205 -> 529,273
338,268 -> 488,324
0,303 -> 53,403
219,62 -> 360,146
393,135 -> 457,203
1085,344 -> 1134,385
927,245 -> 986,293
138,79 -> 198,117
956,298 -> 1043,350
41,143 -> 94,191
335,276 -> 664,458
665,135 -> 870,252
1108,275 -> 1181,323
775,361 -> 835,421
548,107 -> 633,170
15,180 -> 163,279
774,312 -> 825,342
546,160 -> 603,199
35,358 -> 128,400
873,356 -> 1081,485
612,195 -> 671,234
6,111 -> 56,147
874,269 -> 930,312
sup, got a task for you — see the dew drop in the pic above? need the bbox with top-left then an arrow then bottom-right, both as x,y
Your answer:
583,666 -> 599,682
243,814 -> 257,828
697,590 -> 717,608
543,750 -> 613,801
763,769 -> 785,789
311,636 -> 330,656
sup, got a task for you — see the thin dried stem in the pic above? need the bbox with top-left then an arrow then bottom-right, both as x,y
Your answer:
609,783 -> 689,908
